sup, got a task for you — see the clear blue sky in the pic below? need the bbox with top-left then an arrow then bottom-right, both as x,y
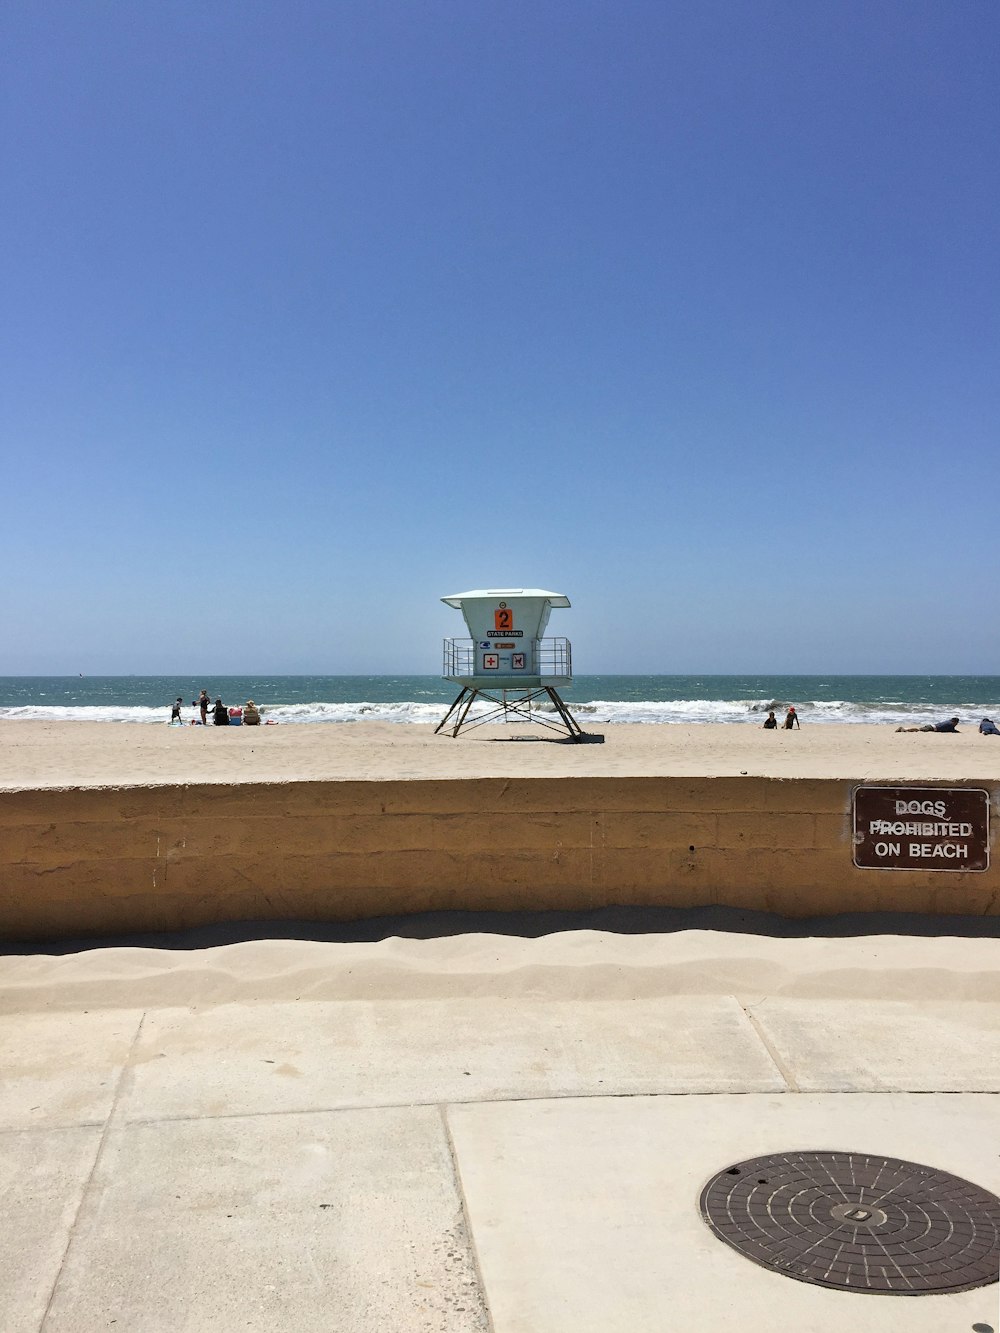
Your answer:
2,1 -> 997,675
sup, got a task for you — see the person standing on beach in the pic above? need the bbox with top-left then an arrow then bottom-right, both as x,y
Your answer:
784,707 -> 800,729
170,697 -> 183,724
763,711 -> 778,729
195,689 -> 210,725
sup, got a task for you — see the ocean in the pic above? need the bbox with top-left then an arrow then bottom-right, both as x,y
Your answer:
0,675 -> 997,728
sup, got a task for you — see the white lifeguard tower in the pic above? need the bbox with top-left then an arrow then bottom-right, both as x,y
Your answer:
436,587 -> 587,739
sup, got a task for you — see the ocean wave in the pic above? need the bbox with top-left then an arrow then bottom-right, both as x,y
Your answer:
2,696 -> 997,726
263,700 -> 448,724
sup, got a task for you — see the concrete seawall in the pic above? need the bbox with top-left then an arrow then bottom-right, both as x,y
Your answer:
2,776 -> 997,940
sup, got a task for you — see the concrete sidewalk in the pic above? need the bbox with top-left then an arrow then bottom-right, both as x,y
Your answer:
3,978 -> 1000,1330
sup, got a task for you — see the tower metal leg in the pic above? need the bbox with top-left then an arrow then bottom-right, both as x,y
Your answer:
544,687 -> 585,739
434,687 -> 481,738
435,685 -> 587,740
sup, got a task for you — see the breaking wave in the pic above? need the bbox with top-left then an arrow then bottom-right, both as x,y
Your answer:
2,696 -> 997,726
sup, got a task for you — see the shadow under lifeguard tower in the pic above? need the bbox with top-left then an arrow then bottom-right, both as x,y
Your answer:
436,588 -> 592,741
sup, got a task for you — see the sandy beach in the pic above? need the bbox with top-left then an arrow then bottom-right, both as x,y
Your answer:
2,718 -> 999,788
3,923 -> 1000,1009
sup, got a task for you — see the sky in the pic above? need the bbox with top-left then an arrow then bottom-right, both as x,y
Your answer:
2,1 -> 997,675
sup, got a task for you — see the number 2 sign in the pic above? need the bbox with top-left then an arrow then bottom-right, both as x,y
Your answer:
494,605 -> 514,632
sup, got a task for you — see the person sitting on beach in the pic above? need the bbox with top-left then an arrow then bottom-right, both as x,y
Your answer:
170,697 -> 183,724
896,716 -> 961,733
763,711 -> 778,729
243,700 -> 261,726
212,697 -> 230,726
980,718 -> 1000,736
783,706 -> 800,729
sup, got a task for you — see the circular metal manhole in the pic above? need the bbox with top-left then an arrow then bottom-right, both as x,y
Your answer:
700,1150 -> 1000,1295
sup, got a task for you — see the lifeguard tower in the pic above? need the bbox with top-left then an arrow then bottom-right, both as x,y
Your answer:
436,588 -> 587,739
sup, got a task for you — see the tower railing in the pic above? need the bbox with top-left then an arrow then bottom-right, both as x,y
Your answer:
442,638 -> 475,678
536,637 -> 572,678
442,638 -> 572,680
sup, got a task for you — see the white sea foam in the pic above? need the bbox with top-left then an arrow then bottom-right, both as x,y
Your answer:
1,698 -> 995,726
263,700 -> 448,725
0,705 -> 170,724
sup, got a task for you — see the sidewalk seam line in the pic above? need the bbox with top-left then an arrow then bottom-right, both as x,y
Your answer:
38,1009 -> 147,1332
439,1103 -> 497,1333
114,1086 -> 795,1128
9,1084 -> 996,1138
740,1002 -> 801,1092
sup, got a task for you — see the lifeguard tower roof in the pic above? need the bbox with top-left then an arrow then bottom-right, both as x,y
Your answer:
441,588 -> 570,608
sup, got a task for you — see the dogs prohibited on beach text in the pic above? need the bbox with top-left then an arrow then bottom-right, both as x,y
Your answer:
853,786 -> 989,871
512,653 -> 525,669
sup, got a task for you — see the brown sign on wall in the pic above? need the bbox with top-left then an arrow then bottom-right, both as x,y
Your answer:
853,786 -> 990,872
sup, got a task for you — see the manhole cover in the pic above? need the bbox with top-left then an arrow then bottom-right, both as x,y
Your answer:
700,1151 -> 1000,1294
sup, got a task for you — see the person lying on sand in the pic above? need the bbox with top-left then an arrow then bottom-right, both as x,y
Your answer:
896,716 -> 960,733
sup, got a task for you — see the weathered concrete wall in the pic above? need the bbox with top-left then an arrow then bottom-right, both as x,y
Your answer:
0,778 -> 996,940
